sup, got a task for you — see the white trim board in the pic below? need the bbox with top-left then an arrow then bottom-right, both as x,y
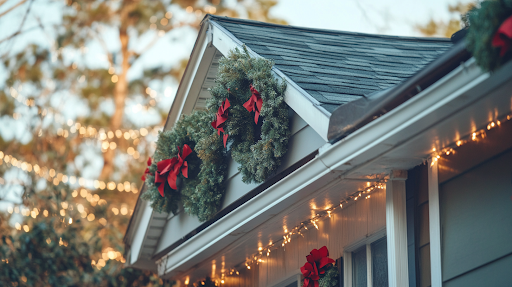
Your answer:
428,158 -> 442,287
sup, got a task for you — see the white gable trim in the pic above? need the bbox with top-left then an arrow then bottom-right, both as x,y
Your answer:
209,20 -> 331,141
163,22 -> 216,130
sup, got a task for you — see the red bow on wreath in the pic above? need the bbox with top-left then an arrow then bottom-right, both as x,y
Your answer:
301,262 -> 320,287
492,15 -> 512,57
154,144 -> 192,197
300,246 -> 335,287
243,84 -> 263,124
141,157 -> 152,181
211,98 -> 230,148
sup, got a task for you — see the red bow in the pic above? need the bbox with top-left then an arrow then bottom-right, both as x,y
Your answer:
243,84 -> 263,124
141,157 -> 152,181
300,262 -> 320,287
306,246 -> 335,275
211,98 -> 230,147
492,15 -> 512,57
154,144 -> 192,197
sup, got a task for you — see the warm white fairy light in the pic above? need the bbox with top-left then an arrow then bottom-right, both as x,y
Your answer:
0,151 -> 139,193
242,181 -> 386,269
430,113 -> 512,166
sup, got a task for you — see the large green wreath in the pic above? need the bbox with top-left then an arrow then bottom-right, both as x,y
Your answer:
141,111 -> 228,221
466,0 -> 512,72
141,47 -> 290,221
208,47 -> 290,183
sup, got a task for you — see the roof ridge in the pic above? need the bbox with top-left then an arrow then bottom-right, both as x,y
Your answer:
204,14 -> 451,43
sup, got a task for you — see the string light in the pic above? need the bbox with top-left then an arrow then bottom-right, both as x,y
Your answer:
430,113 -> 512,166
7,86 -> 161,148
242,181 -> 386,270
0,151 -> 139,193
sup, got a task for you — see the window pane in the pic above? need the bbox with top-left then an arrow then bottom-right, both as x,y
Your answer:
372,238 -> 388,287
353,247 -> 367,287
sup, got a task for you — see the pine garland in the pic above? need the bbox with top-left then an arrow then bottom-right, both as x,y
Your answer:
141,111 -> 228,221
466,0 -> 512,71
208,46 -> 290,183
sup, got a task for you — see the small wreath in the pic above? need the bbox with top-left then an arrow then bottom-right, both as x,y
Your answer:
141,111 -> 228,221
208,46 -> 290,183
466,0 -> 512,72
301,246 -> 339,287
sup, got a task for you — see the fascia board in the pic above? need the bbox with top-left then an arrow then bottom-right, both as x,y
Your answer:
209,20 -> 330,141
127,196 -> 153,266
156,57 -> 512,278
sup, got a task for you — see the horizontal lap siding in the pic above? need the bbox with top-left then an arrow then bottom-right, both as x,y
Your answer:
439,148 -> 512,286
258,188 -> 386,287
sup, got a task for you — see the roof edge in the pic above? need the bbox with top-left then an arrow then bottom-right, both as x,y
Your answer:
206,14 -> 451,42
327,41 -> 471,143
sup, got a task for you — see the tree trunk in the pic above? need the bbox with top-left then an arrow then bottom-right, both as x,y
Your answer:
100,26 -> 130,179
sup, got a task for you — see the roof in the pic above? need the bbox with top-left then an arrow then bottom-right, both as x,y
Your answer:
210,16 -> 453,113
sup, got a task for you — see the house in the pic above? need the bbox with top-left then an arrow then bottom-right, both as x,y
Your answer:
124,15 -> 512,287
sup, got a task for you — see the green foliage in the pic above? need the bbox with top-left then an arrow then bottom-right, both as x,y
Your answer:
208,46 -> 290,183
466,0 -> 512,71
141,111 -> 228,221
318,266 -> 339,287
0,184 -> 170,287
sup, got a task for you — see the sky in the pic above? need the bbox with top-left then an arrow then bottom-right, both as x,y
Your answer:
271,0 -> 473,36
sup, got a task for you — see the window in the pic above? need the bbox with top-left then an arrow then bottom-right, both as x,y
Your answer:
346,235 -> 388,287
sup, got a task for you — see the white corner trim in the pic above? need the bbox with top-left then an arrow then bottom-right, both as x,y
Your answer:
209,20 -> 330,141
366,244 -> 373,287
428,158 -> 442,287
386,171 -> 409,287
343,251 -> 353,287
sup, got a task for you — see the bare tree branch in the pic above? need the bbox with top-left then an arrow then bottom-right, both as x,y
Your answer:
0,0 -> 27,19
89,26 -> 114,66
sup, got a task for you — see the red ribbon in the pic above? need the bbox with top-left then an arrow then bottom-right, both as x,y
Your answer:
306,246 -> 335,275
492,15 -> 512,57
243,84 -> 263,124
211,98 -> 230,147
154,144 -> 192,197
300,262 -> 320,287
300,246 -> 335,287
141,157 -> 152,181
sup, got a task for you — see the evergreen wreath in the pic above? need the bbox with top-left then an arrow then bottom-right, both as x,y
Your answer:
300,246 -> 339,287
208,46 -> 290,183
466,0 -> 512,72
141,111 -> 228,221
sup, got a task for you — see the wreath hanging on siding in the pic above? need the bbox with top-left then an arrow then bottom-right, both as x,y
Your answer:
466,0 -> 512,72
141,46 -> 290,221
208,46 -> 290,183
141,111 -> 228,222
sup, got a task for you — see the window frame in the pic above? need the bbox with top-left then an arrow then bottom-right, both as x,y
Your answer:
343,228 -> 386,287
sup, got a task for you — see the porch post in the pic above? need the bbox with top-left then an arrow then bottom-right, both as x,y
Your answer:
386,170 -> 409,287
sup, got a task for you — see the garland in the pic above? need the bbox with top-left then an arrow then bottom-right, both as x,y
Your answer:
466,0 -> 512,72
141,111 -> 228,221
208,46 -> 290,183
141,47 -> 290,221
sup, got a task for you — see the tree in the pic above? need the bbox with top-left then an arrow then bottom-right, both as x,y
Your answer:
0,0 -> 284,285
415,2 -> 475,38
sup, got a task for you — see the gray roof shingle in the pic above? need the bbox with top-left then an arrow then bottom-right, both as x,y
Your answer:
210,16 -> 452,114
